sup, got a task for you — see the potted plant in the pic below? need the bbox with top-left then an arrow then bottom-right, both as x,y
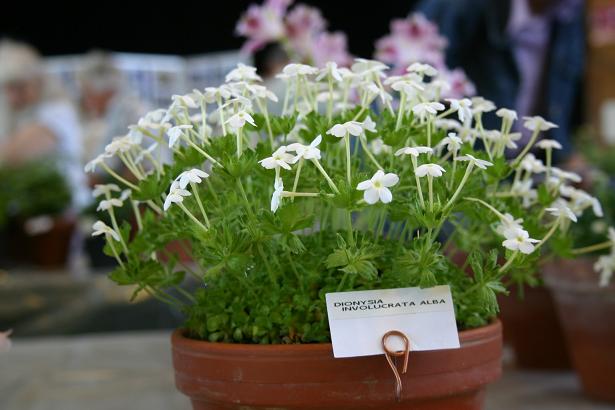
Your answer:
85,55 -> 605,409
0,160 -> 73,267
543,148 -> 615,402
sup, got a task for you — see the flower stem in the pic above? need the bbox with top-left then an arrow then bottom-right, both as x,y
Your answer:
395,93 -> 407,131
344,135 -> 352,186
464,197 -> 506,220
412,158 -> 425,208
498,251 -> 519,274
345,210 -> 355,247
291,158 -> 303,202
359,136 -> 383,170
190,182 -> 210,229
512,129 -> 540,168
177,202 -> 208,231
428,175 -> 434,212
131,201 -> 143,232
572,241 -> 613,255
535,219 -> 561,251
107,236 -> 124,268
444,162 -> 474,211
312,159 -> 340,194
108,208 -> 129,254
101,163 -> 140,191
186,139 -> 222,167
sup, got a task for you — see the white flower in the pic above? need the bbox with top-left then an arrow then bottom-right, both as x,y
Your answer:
415,163 -> 446,178
316,61 -> 343,82
327,121 -> 364,138
226,111 -> 256,131
523,115 -> 558,131
511,179 -> 538,208
120,190 -> 131,202
502,227 -> 539,254
171,94 -> 199,109
496,108 -> 518,122
225,63 -> 262,83
0,329 -> 12,352
163,187 -> 191,211
545,199 -> 578,222
287,135 -> 322,161
455,154 -> 493,169
520,153 -> 546,174
370,139 -> 392,155
271,177 -> 284,213
395,146 -> 433,157
407,63 -> 438,77
276,63 -> 318,79
361,116 -> 377,133
471,97 -> 496,113
551,167 -> 582,183
412,102 -> 445,120
105,136 -> 135,156
97,198 -> 123,211
84,154 -> 109,173
92,220 -> 120,242
595,254 -> 615,287
437,133 -> 463,153
203,86 -> 232,103
259,146 -> 296,170
560,186 -> 603,217
167,125 -> 193,148
536,139 -> 563,150
446,98 -> 472,123
92,184 -> 120,198
176,169 -> 209,189
356,170 -> 399,204
351,58 -> 388,78
496,213 -> 524,236
135,142 -> 159,164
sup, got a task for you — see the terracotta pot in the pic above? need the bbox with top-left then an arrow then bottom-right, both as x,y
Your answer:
544,258 -> 615,403
172,320 -> 502,410
497,282 -> 571,369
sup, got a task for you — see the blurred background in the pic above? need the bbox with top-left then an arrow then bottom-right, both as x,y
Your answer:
1,0 -> 615,409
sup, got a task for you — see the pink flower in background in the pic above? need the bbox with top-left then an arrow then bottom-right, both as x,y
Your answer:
439,68 -> 476,99
0,329 -> 12,352
286,4 -> 326,42
236,0 -> 293,53
375,14 -> 447,69
311,31 -> 353,68
236,0 -> 352,67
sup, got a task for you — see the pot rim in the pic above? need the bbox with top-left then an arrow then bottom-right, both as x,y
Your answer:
172,318 -> 501,354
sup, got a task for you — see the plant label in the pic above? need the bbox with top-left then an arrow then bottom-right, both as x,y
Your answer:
325,285 -> 460,358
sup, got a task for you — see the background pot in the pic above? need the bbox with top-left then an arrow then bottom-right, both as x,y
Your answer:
544,258 -> 615,403
172,320 -> 502,410
497,281 -> 571,369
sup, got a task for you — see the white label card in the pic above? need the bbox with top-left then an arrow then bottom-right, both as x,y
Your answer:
325,285 -> 460,358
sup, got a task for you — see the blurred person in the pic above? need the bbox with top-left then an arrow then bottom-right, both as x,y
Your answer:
0,39 -> 89,210
416,0 -> 586,169
78,52 -> 149,166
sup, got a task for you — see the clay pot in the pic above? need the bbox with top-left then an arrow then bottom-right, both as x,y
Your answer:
172,320 -> 502,410
544,258 -> 615,403
497,282 -> 571,369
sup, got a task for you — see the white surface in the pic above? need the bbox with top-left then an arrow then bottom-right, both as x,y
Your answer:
326,285 -> 459,358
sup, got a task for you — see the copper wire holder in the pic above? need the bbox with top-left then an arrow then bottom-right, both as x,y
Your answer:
382,330 -> 411,402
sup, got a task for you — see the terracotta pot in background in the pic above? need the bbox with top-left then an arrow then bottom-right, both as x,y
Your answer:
544,258 -> 615,403
448,247 -> 571,369
498,282 -> 572,369
172,320 -> 502,410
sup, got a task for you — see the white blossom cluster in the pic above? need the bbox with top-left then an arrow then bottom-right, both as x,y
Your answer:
85,59 -> 613,285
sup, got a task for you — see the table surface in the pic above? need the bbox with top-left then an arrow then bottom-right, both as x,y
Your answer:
1,332 -> 613,410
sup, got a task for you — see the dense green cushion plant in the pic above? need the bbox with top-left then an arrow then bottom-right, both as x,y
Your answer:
87,61 -> 611,343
